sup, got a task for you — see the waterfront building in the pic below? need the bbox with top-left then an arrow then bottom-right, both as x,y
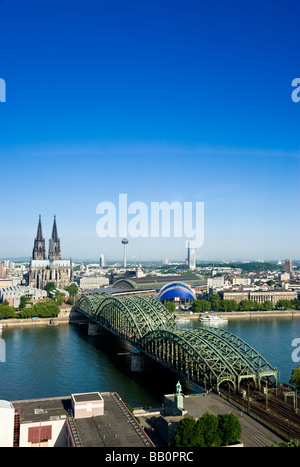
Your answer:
221,290 -> 249,303
157,281 -> 195,308
0,285 -> 47,307
222,289 -> 297,306
28,216 -> 73,290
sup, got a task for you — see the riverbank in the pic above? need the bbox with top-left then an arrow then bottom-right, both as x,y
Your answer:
1,307 -> 300,327
175,309 -> 300,320
0,308 -> 87,327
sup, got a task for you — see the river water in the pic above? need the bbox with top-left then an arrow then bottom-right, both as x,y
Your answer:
0,315 -> 299,408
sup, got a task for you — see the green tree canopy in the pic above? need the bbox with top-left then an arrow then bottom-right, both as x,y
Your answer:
44,282 -> 56,295
19,296 -> 27,309
191,299 -> 210,312
165,301 -> 176,314
217,413 -> 242,446
65,283 -> 78,297
209,294 -> 221,311
172,411 -> 242,447
290,366 -> 300,389
172,417 -> 201,447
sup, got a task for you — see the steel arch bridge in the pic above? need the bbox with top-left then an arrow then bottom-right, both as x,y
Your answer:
76,294 -> 278,392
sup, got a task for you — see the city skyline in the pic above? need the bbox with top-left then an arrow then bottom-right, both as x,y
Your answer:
0,1 -> 299,261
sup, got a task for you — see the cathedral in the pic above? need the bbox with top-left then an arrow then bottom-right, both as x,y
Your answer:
28,215 -> 73,289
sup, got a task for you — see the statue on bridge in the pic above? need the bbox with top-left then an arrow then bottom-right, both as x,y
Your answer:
175,381 -> 183,412
176,381 -> 182,395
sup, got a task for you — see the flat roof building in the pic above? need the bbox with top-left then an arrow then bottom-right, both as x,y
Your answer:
1,392 -> 154,447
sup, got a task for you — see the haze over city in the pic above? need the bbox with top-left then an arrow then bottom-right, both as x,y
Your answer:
0,0 -> 299,262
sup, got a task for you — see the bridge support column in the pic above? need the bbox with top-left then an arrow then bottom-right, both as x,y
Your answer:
88,323 -> 103,336
131,353 -> 145,372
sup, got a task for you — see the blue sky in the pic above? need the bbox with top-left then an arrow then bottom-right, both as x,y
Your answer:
0,0 -> 299,261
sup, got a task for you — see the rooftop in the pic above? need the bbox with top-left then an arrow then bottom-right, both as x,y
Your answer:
11,392 -> 154,447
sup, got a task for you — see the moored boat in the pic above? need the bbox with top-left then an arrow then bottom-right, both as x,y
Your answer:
199,314 -> 228,323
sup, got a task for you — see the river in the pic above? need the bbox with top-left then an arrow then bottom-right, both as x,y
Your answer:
0,315 -> 299,408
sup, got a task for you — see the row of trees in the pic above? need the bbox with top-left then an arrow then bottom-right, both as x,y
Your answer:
0,282 -> 79,320
172,411 -> 241,447
0,300 -> 60,319
190,294 -> 299,312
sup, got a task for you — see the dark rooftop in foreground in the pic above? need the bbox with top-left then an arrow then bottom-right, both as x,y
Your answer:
11,392 -> 154,447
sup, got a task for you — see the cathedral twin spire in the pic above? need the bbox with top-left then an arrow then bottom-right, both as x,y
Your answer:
32,215 -> 62,260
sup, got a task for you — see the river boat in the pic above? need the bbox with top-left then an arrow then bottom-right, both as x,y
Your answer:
199,314 -> 228,323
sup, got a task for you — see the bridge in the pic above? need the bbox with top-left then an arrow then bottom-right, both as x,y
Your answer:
75,294 -> 278,393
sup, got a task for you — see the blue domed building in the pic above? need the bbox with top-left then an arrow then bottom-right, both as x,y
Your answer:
157,281 -> 195,309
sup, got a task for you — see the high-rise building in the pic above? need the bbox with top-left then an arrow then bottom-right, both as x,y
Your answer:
0,262 -> 6,278
284,259 -> 293,274
100,254 -> 106,267
187,241 -> 196,270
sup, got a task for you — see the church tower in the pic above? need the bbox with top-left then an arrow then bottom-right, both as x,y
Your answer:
48,215 -> 62,260
32,215 -> 46,260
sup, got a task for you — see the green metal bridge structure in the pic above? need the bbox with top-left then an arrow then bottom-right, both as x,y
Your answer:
76,294 -> 278,393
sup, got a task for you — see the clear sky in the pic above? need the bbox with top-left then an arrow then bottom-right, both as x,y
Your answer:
0,0 -> 299,262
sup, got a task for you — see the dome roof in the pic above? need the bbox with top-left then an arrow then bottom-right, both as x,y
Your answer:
158,282 -> 195,301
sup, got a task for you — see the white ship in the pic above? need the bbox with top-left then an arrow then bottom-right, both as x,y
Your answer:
199,314 -> 228,323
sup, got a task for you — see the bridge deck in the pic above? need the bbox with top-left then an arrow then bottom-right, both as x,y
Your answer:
76,295 -> 278,391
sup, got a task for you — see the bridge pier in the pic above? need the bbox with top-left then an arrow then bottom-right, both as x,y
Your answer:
88,323 -> 103,336
131,353 -> 145,372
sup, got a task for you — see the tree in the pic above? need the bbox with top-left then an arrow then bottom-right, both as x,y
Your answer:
172,417 -> 200,447
54,291 -> 65,305
19,296 -> 27,309
165,301 -> 176,313
266,280 -> 275,287
276,299 -> 292,310
220,299 -> 238,312
238,299 -> 251,311
290,366 -> 300,389
269,441 -> 300,447
262,300 -> 273,311
198,411 -> 222,447
65,283 -> 78,297
209,294 -> 221,311
0,303 -> 16,319
172,411 -> 242,447
44,282 -> 56,296
217,413 -> 242,446
191,299 -> 210,312
17,300 -> 60,319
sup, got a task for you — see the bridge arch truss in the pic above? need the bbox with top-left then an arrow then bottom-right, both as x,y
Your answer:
76,295 -> 277,392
